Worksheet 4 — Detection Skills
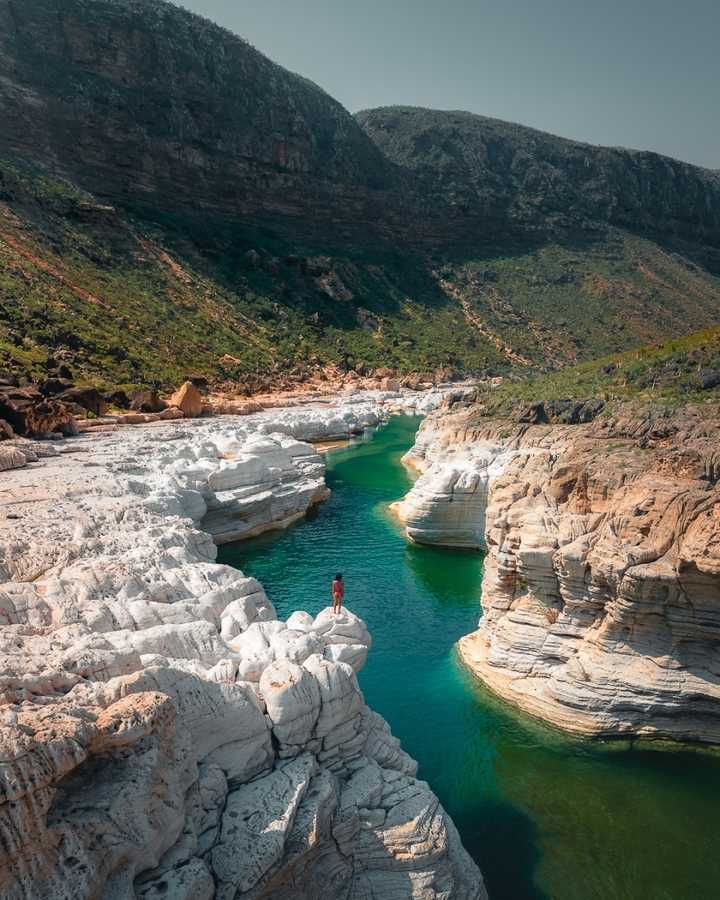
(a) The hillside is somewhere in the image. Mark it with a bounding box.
[356,106,720,257]
[472,326,720,414]
[0,0,719,390]
[0,156,500,388]
[0,0,399,238]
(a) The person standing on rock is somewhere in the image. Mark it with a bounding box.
[332,573,344,614]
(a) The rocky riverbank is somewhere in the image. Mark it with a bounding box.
[395,400,720,742]
[0,369,452,442]
[0,395,485,899]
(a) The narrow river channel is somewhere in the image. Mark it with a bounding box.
[219,415,720,900]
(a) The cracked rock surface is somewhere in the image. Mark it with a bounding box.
[396,401,720,741]
[0,396,485,899]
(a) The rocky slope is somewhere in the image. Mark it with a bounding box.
[0,398,486,899]
[0,0,396,236]
[1,0,720,387]
[473,324,720,407]
[395,400,720,741]
[356,107,720,251]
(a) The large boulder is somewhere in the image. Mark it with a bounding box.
[698,369,720,390]
[130,390,167,413]
[0,446,27,470]
[26,399,78,437]
[0,387,77,437]
[168,381,204,418]
[259,660,321,754]
[57,386,108,417]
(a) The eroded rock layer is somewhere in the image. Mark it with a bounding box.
[396,402,720,741]
[0,399,485,900]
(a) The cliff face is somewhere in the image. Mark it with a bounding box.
[397,402,720,741]
[356,106,720,253]
[0,0,398,239]
[4,2,720,250]
[0,402,485,899]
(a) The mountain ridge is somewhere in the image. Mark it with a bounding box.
[0,0,719,391]
[355,105,720,253]
[356,104,720,173]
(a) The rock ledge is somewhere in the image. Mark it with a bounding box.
[396,402,720,742]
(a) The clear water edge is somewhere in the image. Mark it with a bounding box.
[218,416,720,900]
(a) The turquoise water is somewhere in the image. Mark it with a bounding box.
[219,416,720,900]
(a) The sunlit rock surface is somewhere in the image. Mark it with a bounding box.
[0,396,485,899]
[397,402,720,741]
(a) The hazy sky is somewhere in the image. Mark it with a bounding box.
[179,0,718,169]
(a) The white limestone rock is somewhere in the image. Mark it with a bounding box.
[286,610,315,632]
[209,754,318,893]
[0,446,28,471]
[311,607,372,671]
[137,858,215,900]
[303,654,366,771]
[260,660,321,754]
[399,401,720,743]
[0,394,486,900]
[395,440,514,549]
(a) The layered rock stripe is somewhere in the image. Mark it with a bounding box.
[395,402,720,741]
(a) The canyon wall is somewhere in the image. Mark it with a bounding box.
[5,0,720,247]
[4,0,719,249]
[396,402,720,741]
[0,402,485,899]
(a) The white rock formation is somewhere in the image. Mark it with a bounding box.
[0,396,485,899]
[395,402,720,742]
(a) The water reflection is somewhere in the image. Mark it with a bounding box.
[405,542,484,606]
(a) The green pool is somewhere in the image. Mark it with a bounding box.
[219,415,720,900]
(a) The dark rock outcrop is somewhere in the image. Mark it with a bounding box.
[38,378,74,397]
[56,386,108,417]
[699,369,720,390]
[0,371,19,387]
[106,389,131,410]
[130,389,167,413]
[0,387,77,437]
[516,398,605,425]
